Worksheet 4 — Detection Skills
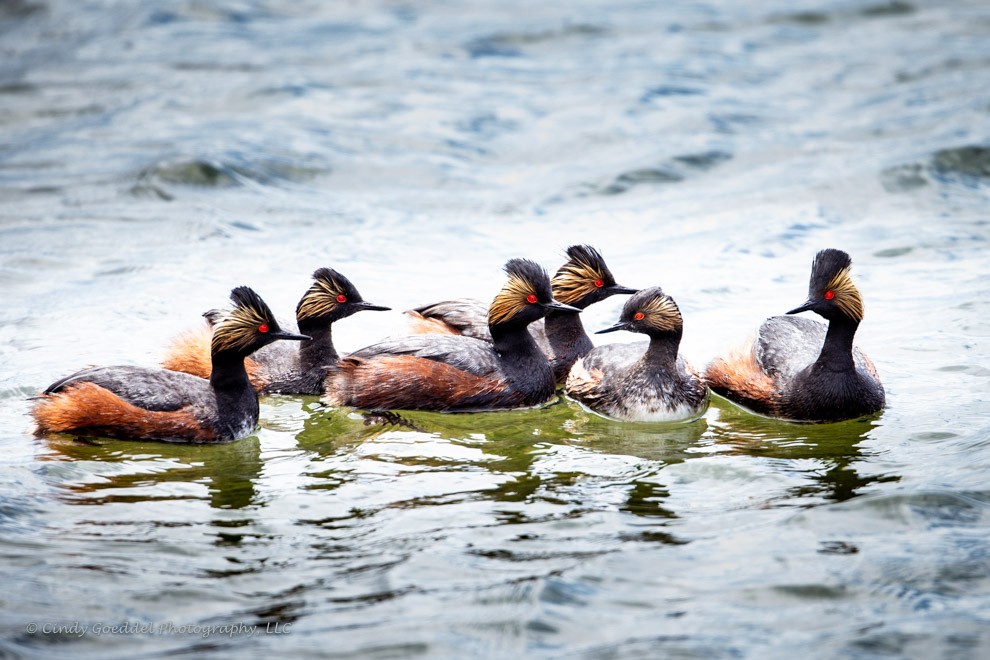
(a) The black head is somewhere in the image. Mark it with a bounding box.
[211,286,310,356]
[596,286,683,337]
[551,245,638,309]
[787,248,864,322]
[488,258,581,328]
[295,267,390,329]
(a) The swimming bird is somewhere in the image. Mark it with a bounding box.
[162,267,389,394]
[405,245,636,382]
[32,287,310,443]
[565,287,708,422]
[324,258,581,412]
[704,248,885,422]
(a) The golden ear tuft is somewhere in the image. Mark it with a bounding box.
[825,268,864,321]
[638,293,682,332]
[488,274,536,325]
[211,287,275,354]
[552,261,605,304]
[551,247,610,305]
[297,277,343,321]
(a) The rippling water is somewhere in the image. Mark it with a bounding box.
[2,0,990,656]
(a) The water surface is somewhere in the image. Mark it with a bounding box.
[2,0,989,657]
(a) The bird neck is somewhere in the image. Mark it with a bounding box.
[815,316,859,373]
[642,330,682,370]
[297,323,338,369]
[209,351,258,436]
[490,321,547,370]
[544,310,592,353]
[209,351,252,392]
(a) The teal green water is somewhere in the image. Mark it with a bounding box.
[2,0,990,657]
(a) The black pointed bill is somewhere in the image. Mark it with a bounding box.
[272,330,311,341]
[607,284,639,295]
[352,301,391,312]
[595,321,631,334]
[543,300,582,314]
[787,300,816,315]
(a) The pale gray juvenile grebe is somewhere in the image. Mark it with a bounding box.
[565,287,708,422]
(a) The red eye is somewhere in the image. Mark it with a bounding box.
[258,324,269,333]
[824,290,835,300]
[526,294,538,304]
[594,279,604,288]
[634,312,644,321]
[336,294,347,303]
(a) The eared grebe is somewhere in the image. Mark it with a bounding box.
[704,248,885,422]
[32,287,310,443]
[323,258,581,412]
[162,267,389,394]
[565,287,708,422]
[405,245,636,383]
